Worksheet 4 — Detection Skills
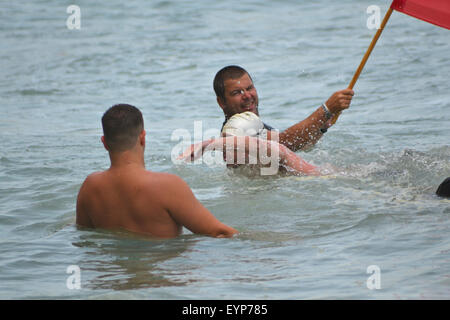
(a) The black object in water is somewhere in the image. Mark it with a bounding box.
[436,177,450,198]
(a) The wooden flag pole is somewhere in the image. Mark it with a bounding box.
[330,6,394,125]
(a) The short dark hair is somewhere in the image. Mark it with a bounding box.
[213,65,252,102]
[101,104,144,152]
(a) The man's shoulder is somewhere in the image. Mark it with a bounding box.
[145,171,186,186]
[77,172,106,199]
[131,171,186,192]
[80,170,188,194]
[82,171,106,186]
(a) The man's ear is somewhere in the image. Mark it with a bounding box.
[139,129,146,147]
[101,136,109,151]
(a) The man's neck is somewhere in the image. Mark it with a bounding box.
[108,151,145,170]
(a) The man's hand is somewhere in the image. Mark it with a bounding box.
[325,89,355,114]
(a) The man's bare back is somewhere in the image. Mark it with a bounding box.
[76,104,237,238]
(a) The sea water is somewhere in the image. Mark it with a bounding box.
[0,0,449,299]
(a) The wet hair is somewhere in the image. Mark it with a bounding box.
[213,65,253,102]
[101,104,144,152]
[436,177,450,198]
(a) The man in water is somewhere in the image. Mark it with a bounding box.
[214,65,354,151]
[76,104,238,238]
[179,65,354,175]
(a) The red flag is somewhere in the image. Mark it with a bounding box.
[391,0,450,29]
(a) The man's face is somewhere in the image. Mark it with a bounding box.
[218,73,259,119]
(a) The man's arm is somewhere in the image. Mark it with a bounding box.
[177,138,215,162]
[178,136,321,176]
[164,174,238,238]
[76,176,95,228]
[278,89,354,152]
